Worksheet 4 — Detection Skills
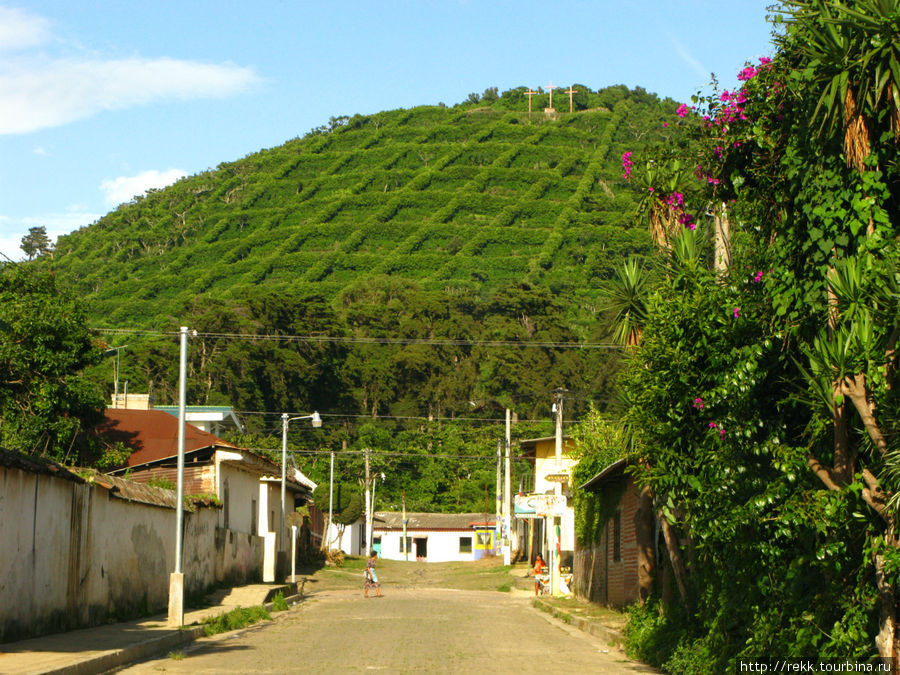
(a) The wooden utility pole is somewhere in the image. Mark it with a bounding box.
[565,85,578,113]
[524,89,538,114]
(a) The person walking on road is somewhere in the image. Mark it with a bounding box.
[365,550,383,598]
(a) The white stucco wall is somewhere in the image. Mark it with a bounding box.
[218,461,263,536]
[376,529,482,563]
[326,520,363,555]
[0,463,264,642]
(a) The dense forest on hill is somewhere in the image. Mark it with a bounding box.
[29,84,682,510]
[45,84,674,327]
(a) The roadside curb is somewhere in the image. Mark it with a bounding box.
[48,625,206,675]
[532,597,626,648]
[38,587,305,675]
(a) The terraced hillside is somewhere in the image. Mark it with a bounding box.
[47,87,673,327]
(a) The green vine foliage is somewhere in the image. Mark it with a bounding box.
[571,406,632,546]
[620,0,900,668]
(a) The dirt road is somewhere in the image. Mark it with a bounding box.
[120,587,657,674]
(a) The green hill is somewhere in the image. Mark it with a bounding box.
[47,85,672,328]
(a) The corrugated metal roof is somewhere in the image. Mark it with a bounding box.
[96,408,237,467]
[373,511,497,531]
[578,458,628,490]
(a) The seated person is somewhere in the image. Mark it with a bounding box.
[533,554,547,595]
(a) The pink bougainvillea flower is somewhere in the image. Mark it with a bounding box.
[759,56,772,65]
[737,65,757,82]
[662,122,668,128]
[693,397,704,409]
[753,271,764,283]
[733,307,740,318]
[709,422,717,429]
[621,151,634,179]
[719,428,726,439]
[665,192,685,208]
[676,103,689,118]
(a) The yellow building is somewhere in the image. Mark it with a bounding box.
[518,435,577,585]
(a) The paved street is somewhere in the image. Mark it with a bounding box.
[119,588,657,674]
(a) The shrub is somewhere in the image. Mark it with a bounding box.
[203,605,271,637]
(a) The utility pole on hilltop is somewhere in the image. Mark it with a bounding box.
[524,89,538,115]
[565,85,578,113]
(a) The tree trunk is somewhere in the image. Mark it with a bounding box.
[635,485,656,603]
[660,514,692,612]
[874,552,898,668]
[713,202,731,273]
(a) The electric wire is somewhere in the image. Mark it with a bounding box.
[95,327,621,350]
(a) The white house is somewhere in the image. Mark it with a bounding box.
[373,512,498,562]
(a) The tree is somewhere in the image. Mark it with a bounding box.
[0,263,104,462]
[20,226,53,260]
[617,1,900,665]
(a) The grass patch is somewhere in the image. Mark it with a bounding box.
[270,591,289,612]
[534,595,628,630]
[202,605,271,637]
[168,650,185,660]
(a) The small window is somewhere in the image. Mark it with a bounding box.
[400,537,412,554]
[612,510,621,562]
[459,536,473,554]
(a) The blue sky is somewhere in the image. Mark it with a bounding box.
[0,1,777,260]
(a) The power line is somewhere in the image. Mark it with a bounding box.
[95,327,621,350]
[249,447,529,461]
[235,410,551,424]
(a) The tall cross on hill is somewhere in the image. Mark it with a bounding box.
[565,85,578,113]
[546,81,555,110]
[524,89,538,114]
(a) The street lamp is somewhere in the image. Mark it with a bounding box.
[281,412,322,554]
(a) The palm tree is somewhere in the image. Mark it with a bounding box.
[601,258,650,347]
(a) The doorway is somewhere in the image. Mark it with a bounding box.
[414,537,428,560]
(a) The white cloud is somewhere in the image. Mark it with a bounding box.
[0,7,50,52]
[0,57,259,135]
[0,209,101,261]
[100,168,187,206]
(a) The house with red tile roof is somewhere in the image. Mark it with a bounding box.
[102,408,315,581]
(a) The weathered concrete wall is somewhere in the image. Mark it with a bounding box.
[0,463,263,642]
